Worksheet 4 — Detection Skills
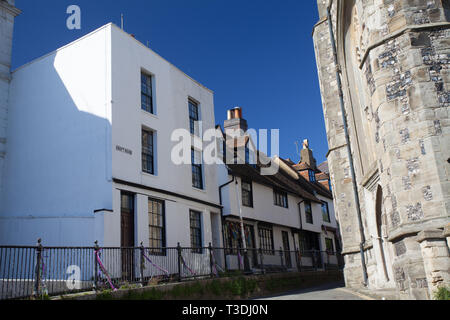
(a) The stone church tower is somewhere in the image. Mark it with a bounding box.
[0,0,20,195]
[313,0,449,299]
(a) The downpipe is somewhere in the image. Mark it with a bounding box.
[326,0,369,287]
[219,174,235,271]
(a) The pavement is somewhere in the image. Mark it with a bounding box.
[254,282,377,300]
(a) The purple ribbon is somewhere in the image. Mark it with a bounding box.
[143,251,169,277]
[95,249,117,291]
[210,251,223,277]
[181,255,196,276]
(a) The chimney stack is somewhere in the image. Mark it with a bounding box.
[224,107,248,133]
[300,139,317,170]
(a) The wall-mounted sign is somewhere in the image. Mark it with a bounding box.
[116,145,133,155]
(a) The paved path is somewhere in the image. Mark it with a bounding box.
[255,282,374,300]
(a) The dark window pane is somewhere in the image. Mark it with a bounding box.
[242,180,253,207]
[322,202,330,223]
[189,100,199,135]
[258,226,274,255]
[148,198,165,255]
[326,238,334,253]
[305,201,313,224]
[191,149,203,189]
[141,73,153,113]
[190,210,202,253]
[274,189,288,208]
[142,129,154,174]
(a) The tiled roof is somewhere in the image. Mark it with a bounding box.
[318,161,329,174]
[315,172,329,181]
[292,162,312,171]
[279,158,333,200]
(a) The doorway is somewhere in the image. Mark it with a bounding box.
[282,231,292,268]
[244,225,258,267]
[121,192,135,280]
[376,186,390,282]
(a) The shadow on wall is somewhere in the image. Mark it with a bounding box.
[0,41,113,246]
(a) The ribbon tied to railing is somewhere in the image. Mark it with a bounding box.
[143,250,170,278]
[95,248,117,292]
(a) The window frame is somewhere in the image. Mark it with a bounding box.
[309,170,316,182]
[188,98,200,136]
[189,210,203,254]
[241,179,253,208]
[191,148,204,190]
[325,238,335,254]
[304,201,313,224]
[148,198,166,256]
[273,189,289,208]
[322,201,331,223]
[142,128,155,175]
[141,72,154,114]
[258,225,275,255]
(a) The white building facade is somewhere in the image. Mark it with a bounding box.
[217,109,341,271]
[0,23,222,249]
[0,0,20,203]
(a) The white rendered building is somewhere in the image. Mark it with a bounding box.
[1,23,222,249]
[217,109,341,271]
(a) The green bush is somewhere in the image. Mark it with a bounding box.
[96,290,113,300]
[434,287,450,300]
[136,288,164,300]
[206,280,222,296]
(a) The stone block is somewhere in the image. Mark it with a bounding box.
[417,229,445,243]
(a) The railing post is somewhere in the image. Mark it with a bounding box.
[34,238,43,298]
[322,251,326,270]
[208,243,213,278]
[295,249,300,272]
[140,242,145,286]
[313,250,318,272]
[94,241,99,291]
[279,247,284,269]
[259,248,265,275]
[177,243,182,282]
[237,247,241,271]
[327,251,330,270]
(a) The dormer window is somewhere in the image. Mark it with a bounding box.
[309,170,316,182]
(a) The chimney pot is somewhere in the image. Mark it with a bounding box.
[224,107,247,132]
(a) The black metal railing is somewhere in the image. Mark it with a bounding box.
[0,240,344,300]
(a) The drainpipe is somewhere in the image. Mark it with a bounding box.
[294,200,305,252]
[219,173,235,271]
[297,200,305,231]
[326,0,368,286]
[234,179,251,273]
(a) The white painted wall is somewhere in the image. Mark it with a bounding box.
[1,23,221,248]
[109,25,219,206]
[222,175,302,228]
[101,25,220,248]
[0,0,19,203]
[0,25,113,246]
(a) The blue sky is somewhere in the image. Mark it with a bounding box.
[13,0,327,164]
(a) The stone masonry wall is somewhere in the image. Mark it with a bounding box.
[313,0,450,299]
